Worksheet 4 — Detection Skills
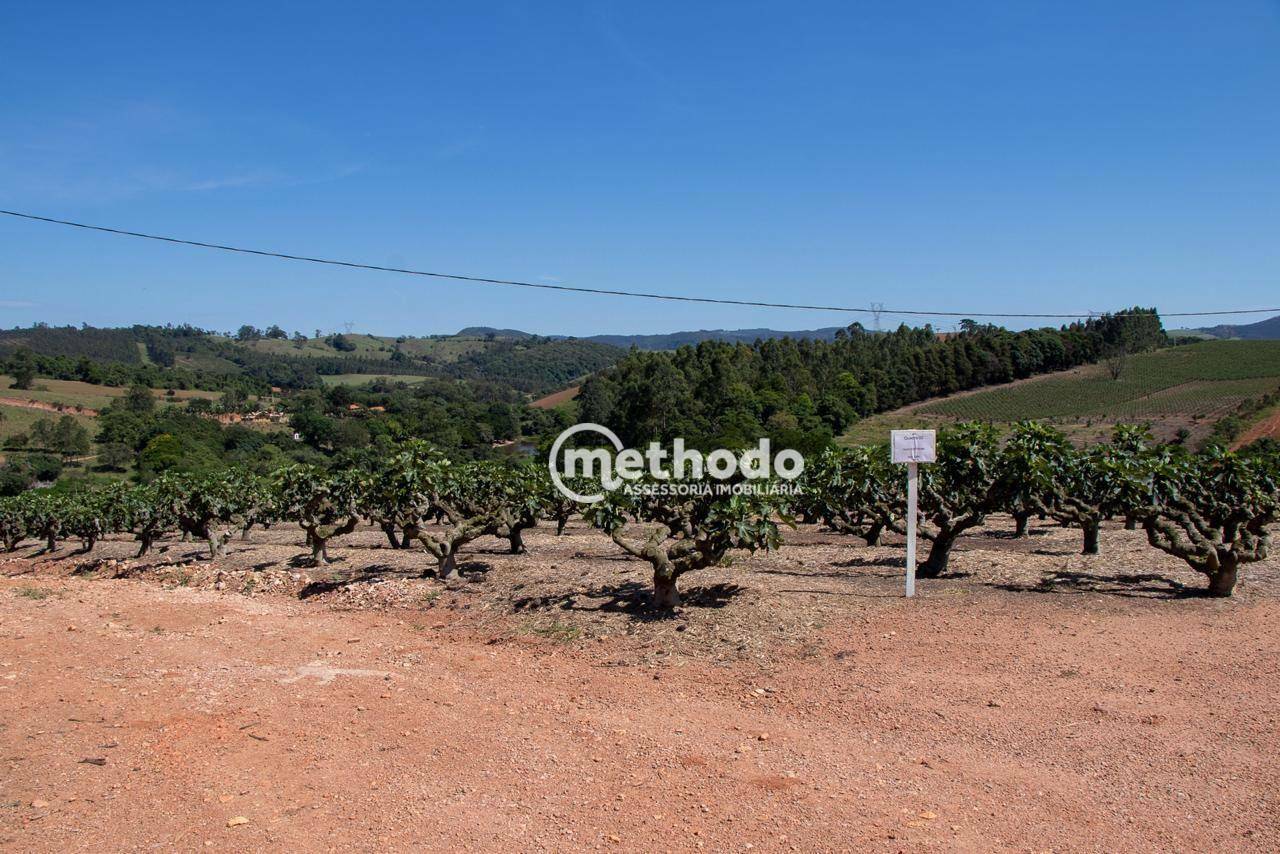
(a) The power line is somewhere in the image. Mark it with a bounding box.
[2,209,1276,320]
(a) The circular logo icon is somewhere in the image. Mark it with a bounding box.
[547,423,625,504]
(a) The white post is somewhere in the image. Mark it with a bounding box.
[905,461,918,598]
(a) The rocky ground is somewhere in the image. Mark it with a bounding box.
[1,517,1277,851]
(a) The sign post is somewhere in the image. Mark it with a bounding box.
[891,430,936,598]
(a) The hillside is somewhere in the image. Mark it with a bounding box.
[458,325,850,349]
[840,339,1280,446]
[0,325,622,398]
[1187,313,1280,340]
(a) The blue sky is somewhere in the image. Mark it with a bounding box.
[2,1,1278,336]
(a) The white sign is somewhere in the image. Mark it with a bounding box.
[891,429,936,464]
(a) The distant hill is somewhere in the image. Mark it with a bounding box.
[582,326,846,350]
[462,325,851,349]
[454,327,536,340]
[0,324,621,397]
[1188,314,1280,340]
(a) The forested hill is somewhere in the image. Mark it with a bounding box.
[578,310,1165,454]
[459,325,849,349]
[0,325,622,397]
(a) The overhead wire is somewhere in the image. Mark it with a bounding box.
[2,209,1276,320]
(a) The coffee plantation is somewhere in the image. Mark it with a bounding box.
[1,423,1275,602]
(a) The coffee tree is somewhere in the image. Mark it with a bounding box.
[171,471,255,558]
[587,479,785,609]
[273,464,364,565]
[363,445,503,578]
[0,496,27,552]
[804,446,896,546]
[890,422,1003,577]
[1137,446,1278,597]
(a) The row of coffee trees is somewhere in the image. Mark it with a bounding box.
[1,427,1276,603]
[798,423,1278,597]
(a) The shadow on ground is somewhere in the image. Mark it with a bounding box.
[996,569,1202,599]
[512,580,749,619]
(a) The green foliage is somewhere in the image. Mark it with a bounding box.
[997,423,1150,554]
[1137,446,1278,596]
[0,453,63,495]
[60,482,131,551]
[273,464,363,564]
[919,340,1280,422]
[25,415,90,456]
[8,347,36,389]
[898,423,1004,576]
[586,477,785,608]
[800,445,896,545]
[581,311,1162,453]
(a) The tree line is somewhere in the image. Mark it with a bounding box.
[579,310,1166,453]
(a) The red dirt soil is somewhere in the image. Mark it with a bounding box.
[0,397,99,417]
[530,385,580,409]
[2,524,1278,852]
[1232,408,1280,449]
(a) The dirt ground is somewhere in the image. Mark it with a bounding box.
[2,518,1277,852]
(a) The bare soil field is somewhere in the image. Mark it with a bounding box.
[2,519,1278,852]
[531,385,580,410]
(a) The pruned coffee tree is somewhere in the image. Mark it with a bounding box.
[1137,446,1278,597]
[804,446,896,546]
[62,484,130,553]
[171,471,255,558]
[587,479,784,609]
[889,422,1003,577]
[362,443,504,578]
[273,464,365,565]
[0,496,28,552]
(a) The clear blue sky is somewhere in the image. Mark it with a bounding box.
[2,1,1278,336]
